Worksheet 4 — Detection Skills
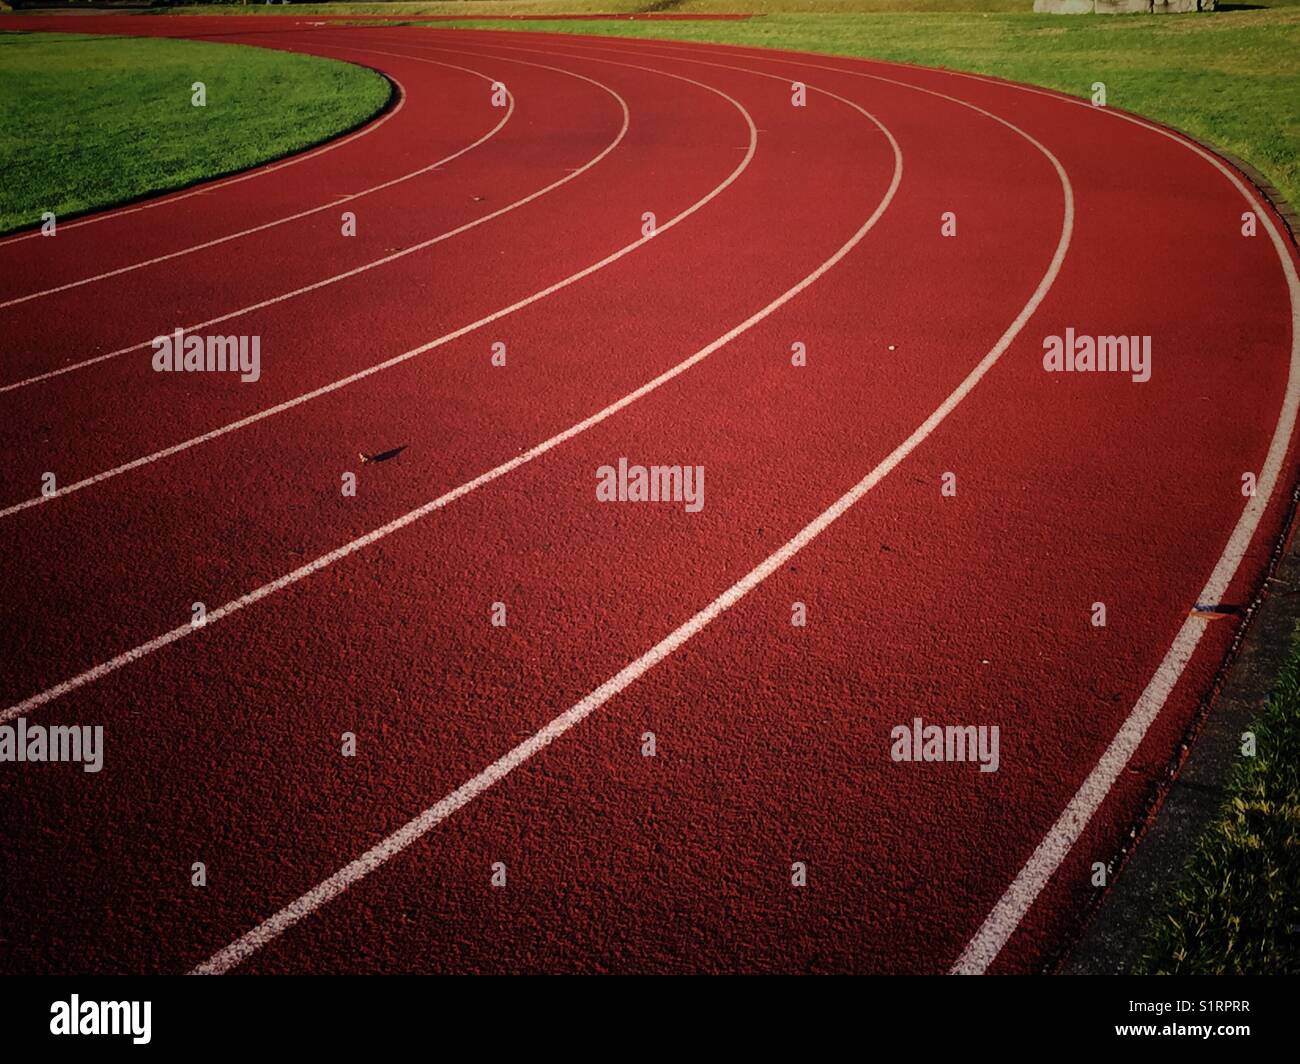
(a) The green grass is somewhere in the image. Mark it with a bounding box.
[159,1,1055,12]
[163,1,666,12]
[1135,624,1300,975]
[0,31,390,234]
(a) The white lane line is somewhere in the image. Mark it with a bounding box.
[0,58,739,519]
[0,59,510,310]
[0,37,404,250]
[0,61,774,718]
[193,75,1072,978]
[0,43,629,395]
[941,79,1300,976]
[527,35,1300,976]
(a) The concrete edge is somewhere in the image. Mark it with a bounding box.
[1061,135,1300,975]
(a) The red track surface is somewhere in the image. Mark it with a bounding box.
[1,16,1296,975]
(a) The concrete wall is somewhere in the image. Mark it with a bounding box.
[1034,0,1215,11]
[1093,0,1155,11]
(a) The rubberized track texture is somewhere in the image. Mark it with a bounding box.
[0,16,1296,975]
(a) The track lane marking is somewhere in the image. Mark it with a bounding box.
[579,33,1300,975]
[189,45,1076,977]
[0,43,629,395]
[192,69,1068,974]
[934,74,1300,977]
[0,57,744,518]
[187,82,942,977]
[0,60,510,310]
[0,61,772,715]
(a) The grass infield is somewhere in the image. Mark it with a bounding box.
[0,30,391,235]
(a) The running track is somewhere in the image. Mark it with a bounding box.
[1,15,1296,975]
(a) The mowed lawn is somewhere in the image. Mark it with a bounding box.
[0,31,390,234]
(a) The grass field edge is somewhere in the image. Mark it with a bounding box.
[0,31,399,239]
